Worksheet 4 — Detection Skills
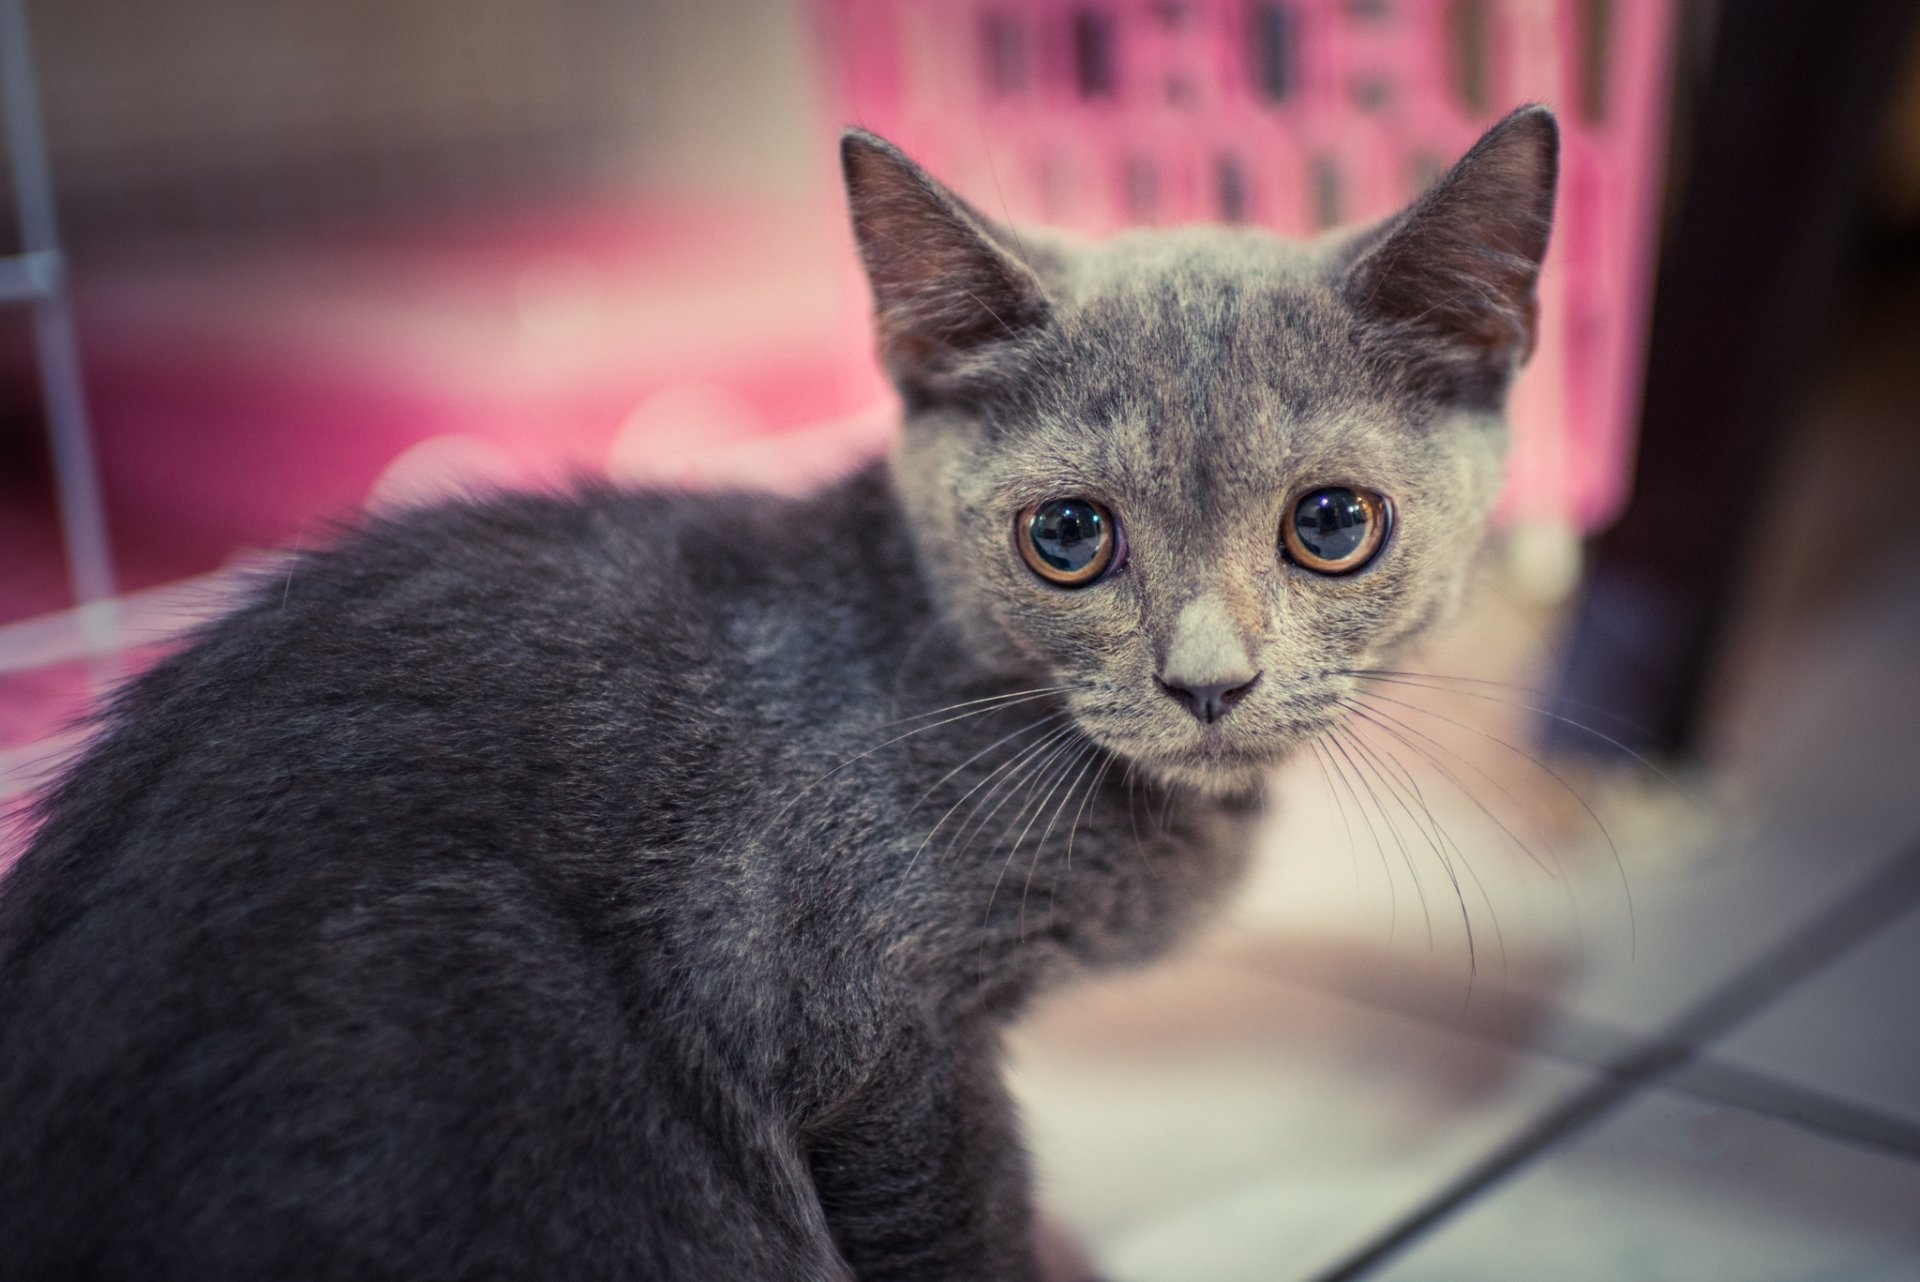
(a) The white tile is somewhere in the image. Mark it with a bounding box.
[1370,1093,1920,1282]
[1007,953,1592,1282]
[1523,550,1920,1042]
[1717,902,1920,1127]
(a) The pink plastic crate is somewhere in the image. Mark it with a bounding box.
[816,0,1673,531]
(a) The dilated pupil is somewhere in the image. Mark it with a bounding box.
[1029,501,1105,573]
[1293,488,1371,561]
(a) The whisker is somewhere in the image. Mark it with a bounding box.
[1019,743,1102,937]
[903,710,1071,819]
[1044,751,1116,933]
[768,688,1071,831]
[992,735,1088,882]
[940,722,1081,869]
[1122,761,1157,877]
[879,684,1071,730]
[1341,667,1663,743]
[1155,775,1178,840]
[1342,722,1501,984]
[1007,740,1092,873]
[1341,698,1565,882]
[899,712,1071,882]
[1338,726,1473,978]
[949,722,1082,869]
[1308,739,1363,897]
[1342,697,1585,957]
[1326,732,1434,952]
[981,735,1088,947]
[1317,733,1399,940]
[1342,670,1688,795]
[1353,686,1636,954]
[1064,751,1114,876]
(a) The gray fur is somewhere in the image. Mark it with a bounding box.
[0,108,1556,1281]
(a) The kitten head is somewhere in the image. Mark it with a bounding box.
[845,108,1557,796]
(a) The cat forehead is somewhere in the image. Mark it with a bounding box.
[1050,228,1365,384]
[1028,227,1391,441]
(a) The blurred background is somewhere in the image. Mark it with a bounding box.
[2,1,1918,1278]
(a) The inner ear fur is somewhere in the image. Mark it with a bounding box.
[841,129,1050,399]
[1345,105,1560,390]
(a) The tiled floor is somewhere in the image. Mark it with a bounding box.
[1369,1093,1920,1282]
[1007,289,1920,1280]
[1010,957,1597,1280]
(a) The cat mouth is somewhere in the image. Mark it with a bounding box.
[1067,686,1349,790]
[1112,703,1347,786]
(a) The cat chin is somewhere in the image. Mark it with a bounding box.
[1123,746,1284,803]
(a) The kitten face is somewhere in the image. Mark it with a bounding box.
[848,109,1558,796]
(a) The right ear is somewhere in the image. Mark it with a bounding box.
[1344,105,1559,404]
[841,129,1050,400]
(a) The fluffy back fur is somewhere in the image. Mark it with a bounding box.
[0,107,1557,1281]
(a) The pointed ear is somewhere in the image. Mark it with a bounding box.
[1345,105,1559,399]
[841,129,1050,399]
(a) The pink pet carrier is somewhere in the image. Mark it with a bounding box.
[815,0,1674,533]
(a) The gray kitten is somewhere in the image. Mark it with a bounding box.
[0,106,1556,1281]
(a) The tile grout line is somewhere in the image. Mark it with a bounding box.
[1674,1057,1920,1165]
[1224,947,1920,1166]
[1302,833,1920,1282]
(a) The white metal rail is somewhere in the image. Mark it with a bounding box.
[0,0,116,652]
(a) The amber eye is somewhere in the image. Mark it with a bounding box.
[1018,498,1119,587]
[1282,486,1391,574]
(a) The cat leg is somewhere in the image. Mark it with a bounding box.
[803,1023,1041,1282]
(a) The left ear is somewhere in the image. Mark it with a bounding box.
[1345,105,1559,392]
[842,128,1051,402]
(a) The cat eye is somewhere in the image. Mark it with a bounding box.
[1282,486,1391,574]
[1018,497,1120,587]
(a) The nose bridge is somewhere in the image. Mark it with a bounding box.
[1158,589,1259,687]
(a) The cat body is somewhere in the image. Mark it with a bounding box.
[1,474,1235,1279]
[0,109,1558,1280]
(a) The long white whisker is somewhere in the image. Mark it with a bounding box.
[899,712,1071,882]
[1326,732,1433,952]
[904,710,1071,819]
[1347,698,1586,967]
[1341,667,1661,742]
[1342,723,1498,985]
[767,689,1068,832]
[1317,733,1399,940]
[1122,760,1156,876]
[1051,751,1119,930]
[1342,697,1567,882]
[983,735,1087,922]
[1353,685,1636,954]
[1342,670,1688,795]
[1308,739,1363,897]
[1063,751,1114,878]
[975,734,1088,975]
[939,722,1080,869]
[1019,744,1102,938]
[879,684,1071,730]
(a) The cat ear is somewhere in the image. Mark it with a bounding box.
[842,129,1050,398]
[1345,105,1559,395]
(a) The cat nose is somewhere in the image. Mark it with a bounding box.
[1157,672,1261,725]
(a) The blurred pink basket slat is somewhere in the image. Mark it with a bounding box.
[816,0,1675,532]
